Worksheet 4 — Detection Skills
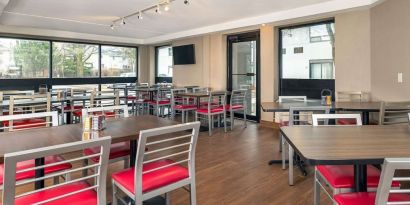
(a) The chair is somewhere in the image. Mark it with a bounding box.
[1,136,111,205]
[283,106,330,186]
[81,105,131,171]
[379,101,410,125]
[66,88,94,123]
[171,88,197,123]
[125,89,145,116]
[277,96,307,152]
[0,111,72,189]
[192,87,210,93]
[149,88,171,117]
[6,93,52,128]
[73,90,120,122]
[336,91,369,125]
[312,114,399,205]
[111,122,200,205]
[334,158,410,205]
[226,89,247,130]
[195,91,227,136]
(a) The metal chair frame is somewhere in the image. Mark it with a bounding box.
[195,92,227,136]
[228,89,248,130]
[171,88,196,123]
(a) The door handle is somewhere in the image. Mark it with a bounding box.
[246,73,255,77]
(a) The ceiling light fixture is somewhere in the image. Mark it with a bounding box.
[137,11,143,19]
[111,0,184,29]
[155,4,161,13]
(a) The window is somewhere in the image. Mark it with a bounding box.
[0,38,50,79]
[156,46,173,79]
[52,42,99,78]
[101,46,136,77]
[310,60,334,79]
[310,24,335,43]
[279,21,335,99]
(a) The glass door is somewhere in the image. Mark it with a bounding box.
[227,32,260,122]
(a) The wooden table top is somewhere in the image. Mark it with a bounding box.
[0,115,178,163]
[261,101,381,112]
[281,125,410,165]
[176,91,229,98]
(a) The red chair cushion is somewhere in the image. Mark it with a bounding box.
[84,142,130,163]
[317,165,400,188]
[196,108,224,114]
[127,96,137,100]
[73,110,82,117]
[173,105,197,110]
[6,182,97,205]
[225,104,244,110]
[334,192,410,205]
[0,155,72,185]
[2,118,47,130]
[149,100,170,105]
[112,159,189,193]
[63,105,83,111]
[337,119,357,125]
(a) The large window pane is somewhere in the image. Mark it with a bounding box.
[0,38,50,79]
[156,46,173,77]
[52,42,99,78]
[101,46,136,77]
[281,22,335,79]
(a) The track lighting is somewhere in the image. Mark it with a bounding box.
[155,4,161,14]
[110,24,114,30]
[121,18,126,25]
[137,11,143,19]
[164,0,171,11]
[164,4,170,11]
[184,0,189,5]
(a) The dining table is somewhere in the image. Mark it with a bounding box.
[0,115,178,189]
[280,125,410,192]
[261,100,381,125]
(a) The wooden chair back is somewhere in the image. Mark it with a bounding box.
[312,114,362,126]
[379,101,410,125]
[0,111,58,132]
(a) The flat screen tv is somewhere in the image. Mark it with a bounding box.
[172,44,196,65]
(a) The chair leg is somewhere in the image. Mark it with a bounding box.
[244,109,247,128]
[208,115,212,136]
[112,180,118,205]
[314,168,321,205]
[190,183,197,205]
[282,135,286,170]
[165,192,171,205]
[182,111,185,123]
[82,159,88,177]
[53,176,59,184]
[223,112,227,133]
[289,145,294,186]
[230,111,234,131]
[124,157,129,169]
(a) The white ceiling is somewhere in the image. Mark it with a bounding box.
[0,0,381,44]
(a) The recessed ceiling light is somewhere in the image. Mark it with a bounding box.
[164,5,170,11]
[261,23,266,27]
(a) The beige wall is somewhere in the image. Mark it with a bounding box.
[335,9,371,93]
[260,26,276,122]
[371,0,410,101]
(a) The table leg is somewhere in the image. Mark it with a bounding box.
[362,111,370,125]
[129,140,137,167]
[354,164,367,192]
[35,157,45,189]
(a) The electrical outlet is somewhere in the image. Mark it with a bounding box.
[398,72,403,83]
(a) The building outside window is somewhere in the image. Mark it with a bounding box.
[101,46,137,77]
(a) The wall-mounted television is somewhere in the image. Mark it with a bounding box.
[172,44,196,65]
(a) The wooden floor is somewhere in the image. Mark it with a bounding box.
[104,120,332,205]
[11,119,333,205]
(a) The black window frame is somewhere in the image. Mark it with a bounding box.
[155,45,173,84]
[0,34,139,91]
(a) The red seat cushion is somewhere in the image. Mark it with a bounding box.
[63,105,83,111]
[5,182,97,205]
[112,159,189,193]
[337,119,358,125]
[334,192,410,205]
[127,96,138,100]
[225,104,244,110]
[196,108,224,114]
[317,165,400,188]
[0,155,72,185]
[84,142,130,163]
[73,110,82,117]
[149,100,170,105]
[2,118,47,130]
[173,105,197,110]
